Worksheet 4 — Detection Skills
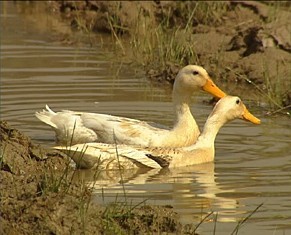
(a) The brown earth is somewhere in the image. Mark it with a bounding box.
[44,1,291,108]
[1,120,196,234]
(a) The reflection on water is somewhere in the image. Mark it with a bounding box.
[74,163,239,224]
[1,2,291,234]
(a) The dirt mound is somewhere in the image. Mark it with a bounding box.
[0,120,190,234]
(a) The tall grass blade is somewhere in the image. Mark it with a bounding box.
[231,203,263,235]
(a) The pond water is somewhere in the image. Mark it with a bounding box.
[1,2,291,234]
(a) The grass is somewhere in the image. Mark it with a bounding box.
[106,12,126,55]
[110,2,290,114]
[225,66,291,117]
[181,203,264,234]
[100,199,149,234]
[60,1,290,114]
[264,1,290,23]
[261,61,291,116]
[128,2,227,68]
[131,25,199,69]
[175,2,230,27]
[192,211,215,233]
[231,203,264,235]
[262,62,284,109]
[37,156,73,194]
[106,2,230,69]
[37,122,80,194]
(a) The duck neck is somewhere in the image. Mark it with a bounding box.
[197,112,226,146]
[172,91,198,133]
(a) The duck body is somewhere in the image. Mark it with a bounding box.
[37,105,198,147]
[55,96,261,169]
[36,65,226,147]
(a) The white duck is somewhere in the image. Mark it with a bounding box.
[54,96,261,169]
[36,65,226,147]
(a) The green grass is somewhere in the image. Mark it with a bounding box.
[262,62,285,109]
[231,203,264,235]
[106,2,230,69]
[63,1,289,115]
[122,2,290,114]
[37,157,73,194]
[100,199,148,234]
[175,2,229,27]
[130,23,199,70]
[225,66,291,117]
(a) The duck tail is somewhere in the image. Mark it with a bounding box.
[35,105,58,128]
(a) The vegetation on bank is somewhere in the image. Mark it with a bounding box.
[52,1,290,116]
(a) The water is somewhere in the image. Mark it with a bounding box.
[1,2,291,234]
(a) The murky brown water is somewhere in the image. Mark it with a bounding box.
[1,2,291,234]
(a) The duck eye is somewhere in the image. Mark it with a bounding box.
[236,99,240,104]
[192,70,199,76]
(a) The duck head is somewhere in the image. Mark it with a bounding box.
[173,65,226,99]
[213,96,261,124]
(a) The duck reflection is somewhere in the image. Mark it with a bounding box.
[73,162,242,224]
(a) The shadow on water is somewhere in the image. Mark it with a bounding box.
[1,2,291,234]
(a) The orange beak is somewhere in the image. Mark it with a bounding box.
[202,78,226,99]
[242,105,261,124]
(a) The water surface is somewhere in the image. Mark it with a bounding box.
[1,2,291,234]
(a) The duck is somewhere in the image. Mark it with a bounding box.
[54,96,261,169]
[35,65,226,147]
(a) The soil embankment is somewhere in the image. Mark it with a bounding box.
[48,1,291,108]
[0,121,189,234]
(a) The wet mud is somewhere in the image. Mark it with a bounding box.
[0,121,190,234]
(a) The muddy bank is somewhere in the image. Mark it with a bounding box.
[44,1,291,109]
[0,120,195,234]
[9,1,291,111]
